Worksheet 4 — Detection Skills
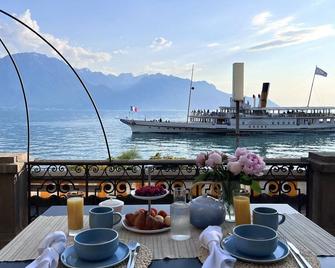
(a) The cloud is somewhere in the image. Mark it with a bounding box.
[0,9,112,69]
[150,37,172,51]
[252,11,271,26]
[144,61,198,77]
[228,46,241,52]
[207,42,220,48]
[113,49,128,55]
[249,12,335,51]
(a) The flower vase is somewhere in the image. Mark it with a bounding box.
[221,180,240,222]
[225,202,235,222]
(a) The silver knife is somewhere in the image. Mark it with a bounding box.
[130,242,140,268]
[287,241,312,268]
[288,244,305,268]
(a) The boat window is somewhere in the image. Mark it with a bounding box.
[319,119,324,123]
[272,122,274,125]
[277,122,280,125]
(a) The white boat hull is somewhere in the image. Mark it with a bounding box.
[120,119,335,134]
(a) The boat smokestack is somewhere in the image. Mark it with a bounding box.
[258,94,261,107]
[260,82,270,108]
[253,94,256,107]
[232,63,244,101]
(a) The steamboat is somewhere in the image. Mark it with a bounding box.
[121,64,334,134]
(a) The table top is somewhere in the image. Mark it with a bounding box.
[1,203,334,268]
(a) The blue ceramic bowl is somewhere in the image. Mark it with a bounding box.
[74,228,119,261]
[233,224,278,257]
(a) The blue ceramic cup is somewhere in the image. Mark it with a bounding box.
[74,228,119,261]
[233,224,278,257]
[253,207,286,230]
[89,206,122,229]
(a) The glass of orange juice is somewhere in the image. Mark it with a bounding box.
[233,189,251,226]
[67,191,84,236]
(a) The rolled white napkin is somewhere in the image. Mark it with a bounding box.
[26,231,67,268]
[199,226,236,268]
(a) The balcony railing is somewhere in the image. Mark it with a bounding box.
[27,158,310,221]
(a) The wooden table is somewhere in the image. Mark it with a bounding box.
[0,204,334,268]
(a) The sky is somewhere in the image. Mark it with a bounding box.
[0,0,334,106]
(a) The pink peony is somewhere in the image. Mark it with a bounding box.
[205,152,222,168]
[235,147,249,159]
[227,161,243,175]
[228,148,265,176]
[195,153,207,167]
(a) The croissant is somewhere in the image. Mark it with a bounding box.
[125,210,168,230]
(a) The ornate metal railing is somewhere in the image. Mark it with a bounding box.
[27,158,310,220]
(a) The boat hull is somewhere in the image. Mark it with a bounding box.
[120,119,335,134]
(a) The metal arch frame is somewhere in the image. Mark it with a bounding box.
[0,37,32,221]
[0,9,112,161]
[0,38,30,163]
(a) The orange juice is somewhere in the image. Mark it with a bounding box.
[67,196,84,231]
[233,195,251,225]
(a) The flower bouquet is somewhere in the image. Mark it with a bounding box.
[195,148,265,220]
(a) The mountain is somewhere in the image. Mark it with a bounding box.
[0,52,277,110]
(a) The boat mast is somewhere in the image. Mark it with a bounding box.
[186,65,194,123]
[307,66,317,107]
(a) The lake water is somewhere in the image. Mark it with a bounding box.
[1,108,335,160]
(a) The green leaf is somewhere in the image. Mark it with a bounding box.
[194,172,211,182]
[251,180,262,193]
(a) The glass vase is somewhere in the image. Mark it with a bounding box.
[221,179,240,222]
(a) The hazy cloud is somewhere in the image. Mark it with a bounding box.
[228,46,241,52]
[252,11,271,26]
[113,49,128,55]
[249,12,335,51]
[150,37,172,51]
[145,61,197,76]
[0,9,112,69]
[207,42,220,48]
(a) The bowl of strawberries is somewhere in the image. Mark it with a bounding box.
[131,185,168,200]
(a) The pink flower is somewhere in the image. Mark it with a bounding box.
[195,153,207,167]
[235,147,249,159]
[227,148,265,176]
[227,154,238,162]
[205,152,222,168]
[227,161,243,175]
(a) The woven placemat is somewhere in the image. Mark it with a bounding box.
[115,243,152,268]
[198,243,320,268]
[1,213,333,267]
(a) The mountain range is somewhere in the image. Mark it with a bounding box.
[0,52,276,110]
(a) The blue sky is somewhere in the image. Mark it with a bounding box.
[0,0,334,106]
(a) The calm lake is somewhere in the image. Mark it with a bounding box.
[1,108,335,160]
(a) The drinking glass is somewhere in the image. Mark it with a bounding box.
[233,189,251,226]
[67,191,84,236]
[170,188,191,241]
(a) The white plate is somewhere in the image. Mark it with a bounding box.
[122,219,171,234]
[130,189,168,200]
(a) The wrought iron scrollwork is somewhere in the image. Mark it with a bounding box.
[28,159,309,220]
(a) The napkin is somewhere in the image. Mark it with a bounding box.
[199,226,236,268]
[26,231,67,268]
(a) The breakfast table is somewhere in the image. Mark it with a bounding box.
[0,203,335,268]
